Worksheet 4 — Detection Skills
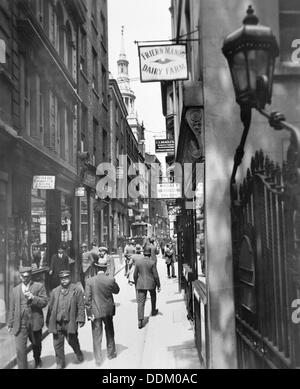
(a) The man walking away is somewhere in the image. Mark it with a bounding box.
[149,237,160,264]
[7,266,48,369]
[165,244,176,278]
[133,246,161,329]
[85,259,120,366]
[46,270,85,369]
[123,239,135,277]
[127,244,143,285]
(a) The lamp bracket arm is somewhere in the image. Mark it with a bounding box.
[258,108,300,202]
[258,108,300,167]
[230,106,252,186]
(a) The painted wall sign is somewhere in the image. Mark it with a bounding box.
[32,176,55,190]
[155,139,175,153]
[138,44,188,82]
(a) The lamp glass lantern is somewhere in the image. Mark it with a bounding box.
[222,6,279,109]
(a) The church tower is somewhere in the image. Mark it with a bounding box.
[117,26,136,120]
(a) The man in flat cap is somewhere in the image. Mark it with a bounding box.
[85,259,120,366]
[7,266,48,369]
[46,270,85,369]
[98,246,115,277]
[49,244,70,289]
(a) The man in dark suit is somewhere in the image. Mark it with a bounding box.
[46,270,85,369]
[85,259,120,366]
[49,244,70,289]
[7,266,48,369]
[149,237,160,264]
[133,245,161,329]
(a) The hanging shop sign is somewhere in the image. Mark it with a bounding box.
[138,44,188,83]
[75,187,86,197]
[32,176,55,190]
[155,139,175,153]
[157,183,182,199]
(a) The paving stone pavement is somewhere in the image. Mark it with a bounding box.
[13,254,202,370]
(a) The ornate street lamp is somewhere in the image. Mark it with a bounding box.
[222,5,279,110]
[222,6,300,192]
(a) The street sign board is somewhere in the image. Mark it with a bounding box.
[138,44,188,83]
[157,183,181,199]
[32,176,55,190]
[155,139,175,153]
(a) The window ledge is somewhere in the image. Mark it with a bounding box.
[91,19,98,35]
[80,68,89,84]
[102,101,108,111]
[0,65,14,86]
[101,41,107,53]
[274,61,300,77]
[92,88,100,99]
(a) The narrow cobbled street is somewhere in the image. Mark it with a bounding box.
[20,254,201,369]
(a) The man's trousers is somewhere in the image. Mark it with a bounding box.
[53,322,82,367]
[136,289,157,321]
[15,323,42,369]
[91,316,116,364]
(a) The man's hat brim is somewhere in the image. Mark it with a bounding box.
[19,266,32,274]
[58,270,71,278]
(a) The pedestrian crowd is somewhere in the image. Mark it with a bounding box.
[7,237,177,369]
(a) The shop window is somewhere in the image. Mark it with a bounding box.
[279,0,300,62]
[31,188,47,269]
[61,193,72,248]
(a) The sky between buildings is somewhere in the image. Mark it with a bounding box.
[108,0,171,167]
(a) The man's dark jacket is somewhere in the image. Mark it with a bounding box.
[85,273,119,319]
[7,282,48,335]
[46,283,85,334]
[133,256,160,290]
[50,253,70,278]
